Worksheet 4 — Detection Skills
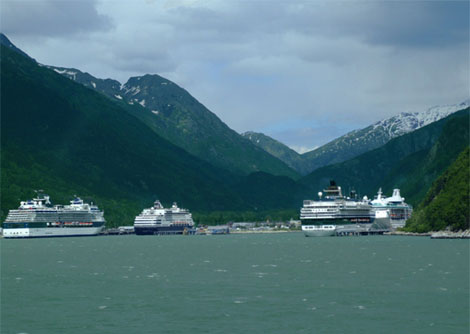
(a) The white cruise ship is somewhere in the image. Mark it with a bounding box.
[300,181,374,237]
[3,193,105,238]
[134,200,195,235]
[371,188,413,229]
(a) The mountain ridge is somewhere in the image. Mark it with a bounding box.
[1,42,309,226]
[243,100,469,175]
[38,61,299,179]
[299,108,470,207]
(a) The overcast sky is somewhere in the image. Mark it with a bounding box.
[2,0,469,153]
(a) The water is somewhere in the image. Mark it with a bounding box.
[1,234,468,334]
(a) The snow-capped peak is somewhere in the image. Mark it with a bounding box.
[372,100,469,139]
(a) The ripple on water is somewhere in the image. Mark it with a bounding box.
[254,272,268,278]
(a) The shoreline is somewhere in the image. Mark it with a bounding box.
[229,230,299,234]
[386,230,470,239]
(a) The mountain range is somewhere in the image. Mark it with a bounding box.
[243,100,469,175]
[300,108,469,207]
[42,66,299,179]
[1,33,468,231]
[0,38,306,226]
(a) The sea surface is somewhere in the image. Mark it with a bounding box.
[1,233,469,334]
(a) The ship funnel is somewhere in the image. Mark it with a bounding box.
[390,189,404,202]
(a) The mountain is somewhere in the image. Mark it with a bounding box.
[41,66,299,179]
[0,44,245,223]
[0,33,33,60]
[300,108,470,206]
[404,147,469,232]
[241,131,308,174]
[47,65,122,98]
[242,101,469,175]
[1,44,310,228]
[299,101,469,174]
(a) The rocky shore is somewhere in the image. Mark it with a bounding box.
[385,231,431,237]
[385,230,470,239]
[430,230,470,239]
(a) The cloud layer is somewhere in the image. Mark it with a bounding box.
[2,0,468,151]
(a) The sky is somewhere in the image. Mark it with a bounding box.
[2,0,469,153]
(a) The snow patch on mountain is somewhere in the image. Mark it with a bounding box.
[122,85,141,96]
[371,100,470,140]
[53,68,77,80]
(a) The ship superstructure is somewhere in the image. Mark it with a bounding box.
[300,181,374,237]
[3,193,105,238]
[134,200,195,235]
[371,188,412,229]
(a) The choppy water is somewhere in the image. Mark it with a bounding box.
[1,234,469,334]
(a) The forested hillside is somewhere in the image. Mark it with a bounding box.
[404,147,469,232]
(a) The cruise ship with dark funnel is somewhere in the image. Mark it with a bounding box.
[300,181,374,236]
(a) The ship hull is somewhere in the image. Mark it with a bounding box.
[2,226,104,238]
[302,225,336,237]
[135,225,194,235]
[301,217,374,237]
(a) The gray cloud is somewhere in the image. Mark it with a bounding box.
[1,0,112,37]
[343,1,469,49]
[2,0,468,150]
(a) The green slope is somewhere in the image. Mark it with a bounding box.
[1,44,310,227]
[300,125,391,174]
[300,109,469,205]
[404,147,469,232]
[38,66,298,178]
[0,45,249,225]
[122,74,299,178]
[241,131,308,174]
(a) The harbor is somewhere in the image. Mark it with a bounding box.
[2,233,468,334]
[0,185,465,239]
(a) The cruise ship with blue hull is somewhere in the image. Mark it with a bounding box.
[134,200,195,235]
[3,193,105,238]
